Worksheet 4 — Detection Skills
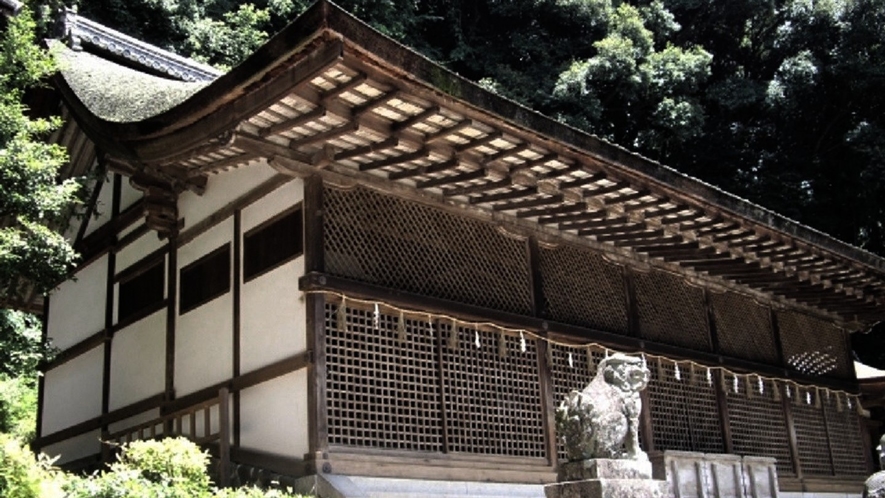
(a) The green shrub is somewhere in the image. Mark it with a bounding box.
[0,376,38,442]
[0,433,64,498]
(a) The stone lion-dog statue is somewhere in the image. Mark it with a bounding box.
[556,352,650,461]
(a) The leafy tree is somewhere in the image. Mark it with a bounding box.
[0,7,79,305]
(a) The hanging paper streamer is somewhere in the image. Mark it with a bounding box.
[733,375,739,393]
[674,363,682,381]
[758,376,764,395]
[397,310,407,343]
[806,391,811,405]
[373,303,381,330]
[785,385,791,399]
[519,331,527,353]
[336,298,347,333]
[428,315,434,336]
[498,331,507,357]
[589,347,597,373]
[706,368,712,387]
[474,329,481,349]
[568,352,574,368]
[847,396,853,411]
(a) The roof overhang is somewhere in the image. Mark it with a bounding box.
[53,0,885,326]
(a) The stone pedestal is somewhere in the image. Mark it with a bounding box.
[545,459,669,498]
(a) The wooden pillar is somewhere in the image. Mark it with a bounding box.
[713,369,734,454]
[218,387,231,487]
[306,292,328,455]
[303,175,324,274]
[232,211,242,447]
[528,237,558,466]
[781,383,803,479]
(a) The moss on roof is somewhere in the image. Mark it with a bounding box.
[56,45,209,123]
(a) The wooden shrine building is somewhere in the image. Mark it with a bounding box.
[35,1,885,495]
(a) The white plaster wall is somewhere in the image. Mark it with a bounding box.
[115,230,167,275]
[109,310,166,411]
[42,345,103,435]
[175,294,233,396]
[119,175,142,212]
[240,179,305,372]
[175,218,234,397]
[239,370,309,458]
[47,254,108,351]
[41,430,101,465]
[83,173,114,237]
[178,159,277,227]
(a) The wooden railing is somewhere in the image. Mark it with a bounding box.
[102,388,231,486]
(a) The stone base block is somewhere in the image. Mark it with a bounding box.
[545,478,669,498]
[558,458,653,481]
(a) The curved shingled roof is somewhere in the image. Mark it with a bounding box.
[57,46,209,123]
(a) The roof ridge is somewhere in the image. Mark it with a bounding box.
[63,9,221,83]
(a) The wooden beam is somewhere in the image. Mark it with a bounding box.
[660,212,702,226]
[537,209,607,225]
[481,143,532,166]
[517,203,586,219]
[420,168,486,190]
[320,73,367,102]
[391,105,440,133]
[510,153,557,173]
[387,157,459,181]
[559,172,606,190]
[493,194,564,212]
[680,217,723,232]
[425,119,473,143]
[288,121,359,149]
[604,190,649,205]
[712,230,755,243]
[595,229,665,243]
[561,216,628,231]
[333,136,399,161]
[615,235,683,248]
[583,181,630,198]
[352,89,402,117]
[623,197,668,213]
[358,148,428,171]
[441,175,509,195]
[578,223,646,237]
[454,131,503,153]
[697,222,741,238]
[469,186,537,205]
[260,106,326,137]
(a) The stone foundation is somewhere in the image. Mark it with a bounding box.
[546,459,668,498]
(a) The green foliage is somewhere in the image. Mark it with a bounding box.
[0,433,65,498]
[62,438,308,498]
[0,9,80,301]
[0,376,38,442]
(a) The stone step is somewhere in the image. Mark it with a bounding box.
[323,475,547,498]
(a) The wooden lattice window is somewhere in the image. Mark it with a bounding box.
[323,185,533,315]
[439,322,545,458]
[646,358,724,454]
[634,270,710,351]
[790,386,833,476]
[777,311,852,379]
[823,393,869,477]
[538,244,628,335]
[711,292,778,365]
[325,303,443,452]
[324,300,545,458]
[726,374,795,477]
